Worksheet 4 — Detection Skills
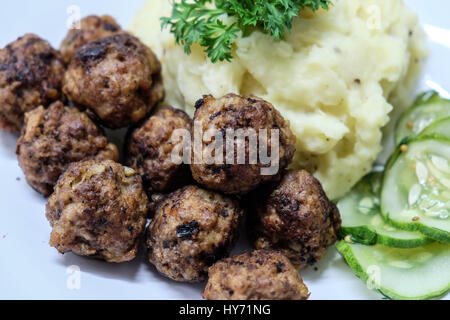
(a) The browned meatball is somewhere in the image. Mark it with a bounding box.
[60,15,122,64]
[203,250,310,300]
[191,94,296,195]
[63,33,164,128]
[125,105,192,194]
[16,101,119,196]
[146,185,243,282]
[0,34,65,133]
[248,170,341,269]
[46,160,148,262]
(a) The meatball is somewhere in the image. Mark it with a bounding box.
[46,160,148,262]
[0,34,65,133]
[16,101,119,196]
[125,105,192,195]
[190,94,296,195]
[146,185,243,282]
[60,15,122,64]
[248,170,341,269]
[63,33,164,128]
[203,250,310,300]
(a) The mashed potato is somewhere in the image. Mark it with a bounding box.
[130,0,427,199]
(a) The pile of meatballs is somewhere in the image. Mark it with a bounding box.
[0,15,341,300]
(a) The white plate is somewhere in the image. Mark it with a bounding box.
[0,0,449,300]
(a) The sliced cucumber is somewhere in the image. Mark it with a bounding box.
[336,241,450,300]
[395,91,450,145]
[381,138,450,243]
[337,172,431,248]
[418,117,450,140]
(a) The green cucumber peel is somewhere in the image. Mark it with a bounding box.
[395,91,450,145]
[336,241,450,300]
[381,137,450,243]
[338,172,431,248]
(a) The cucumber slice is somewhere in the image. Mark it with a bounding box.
[336,241,450,300]
[395,91,450,145]
[381,138,450,243]
[419,117,450,139]
[337,172,431,248]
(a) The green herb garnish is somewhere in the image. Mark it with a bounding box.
[161,0,333,63]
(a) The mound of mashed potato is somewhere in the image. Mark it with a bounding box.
[130,0,426,199]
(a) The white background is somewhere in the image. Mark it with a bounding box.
[0,0,449,300]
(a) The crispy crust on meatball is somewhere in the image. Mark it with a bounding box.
[125,105,192,194]
[16,101,118,196]
[190,94,296,195]
[46,160,148,262]
[63,33,164,128]
[249,170,341,269]
[203,250,310,300]
[60,15,122,64]
[0,34,65,132]
[146,185,243,282]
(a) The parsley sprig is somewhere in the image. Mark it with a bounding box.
[161,0,332,63]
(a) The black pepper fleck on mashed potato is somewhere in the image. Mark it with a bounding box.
[203,249,310,300]
[63,33,164,128]
[16,101,119,196]
[46,160,148,263]
[0,34,65,133]
[146,185,243,282]
[248,170,341,269]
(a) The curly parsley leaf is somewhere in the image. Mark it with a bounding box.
[162,0,333,63]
